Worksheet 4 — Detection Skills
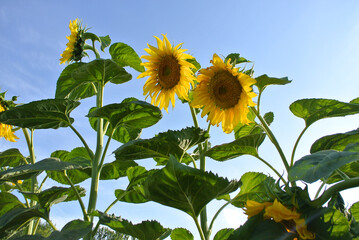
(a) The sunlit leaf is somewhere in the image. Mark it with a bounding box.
[186,58,201,74]
[0,99,79,129]
[255,74,291,93]
[110,42,145,72]
[0,148,26,168]
[170,228,193,240]
[144,156,240,217]
[95,211,170,240]
[206,134,266,161]
[99,35,111,51]
[114,127,208,165]
[289,147,359,183]
[350,202,359,222]
[290,98,359,127]
[231,172,276,208]
[213,228,234,240]
[225,53,250,65]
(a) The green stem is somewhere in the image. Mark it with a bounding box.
[64,170,89,221]
[38,176,48,192]
[314,181,326,199]
[336,169,350,180]
[45,218,58,231]
[87,82,104,222]
[69,124,94,159]
[208,202,230,235]
[290,126,308,167]
[255,156,287,185]
[250,107,290,172]
[312,177,359,207]
[192,216,206,240]
[31,218,41,235]
[98,128,115,169]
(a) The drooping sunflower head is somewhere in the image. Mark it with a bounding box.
[60,18,86,64]
[191,53,257,133]
[137,34,196,112]
[0,94,19,142]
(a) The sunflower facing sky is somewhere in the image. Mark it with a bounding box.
[244,199,315,239]
[191,53,257,133]
[0,102,18,142]
[137,34,196,112]
[60,18,86,64]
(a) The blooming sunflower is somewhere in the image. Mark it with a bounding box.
[244,199,315,239]
[0,103,19,142]
[137,34,196,112]
[191,54,257,133]
[60,18,86,64]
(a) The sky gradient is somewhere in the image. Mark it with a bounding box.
[1,1,359,238]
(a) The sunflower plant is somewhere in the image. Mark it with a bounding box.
[1,19,359,240]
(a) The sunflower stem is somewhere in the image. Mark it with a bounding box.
[250,107,291,178]
[290,126,308,167]
[255,155,287,185]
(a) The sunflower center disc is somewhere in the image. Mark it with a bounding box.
[158,55,181,89]
[209,70,242,109]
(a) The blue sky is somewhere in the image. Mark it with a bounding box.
[1,1,359,238]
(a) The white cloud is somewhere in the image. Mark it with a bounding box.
[222,206,247,229]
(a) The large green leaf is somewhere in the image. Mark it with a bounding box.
[0,99,79,129]
[234,111,273,140]
[205,134,266,161]
[170,228,193,240]
[21,186,86,209]
[289,146,359,183]
[95,211,170,240]
[0,158,90,182]
[323,208,352,239]
[100,159,138,180]
[114,127,209,165]
[12,219,93,240]
[55,62,96,100]
[47,148,92,185]
[144,156,240,217]
[231,172,276,208]
[109,42,145,72]
[0,148,26,167]
[311,128,359,153]
[0,192,25,216]
[350,202,359,223]
[225,53,250,65]
[88,98,162,131]
[290,98,359,127]
[0,207,48,238]
[255,74,291,93]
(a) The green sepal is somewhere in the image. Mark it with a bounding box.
[109,42,145,72]
[290,98,359,127]
[94,211,170,240]
[144,155,240,217]
[0,99,79,129]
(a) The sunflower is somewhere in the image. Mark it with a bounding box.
[0,103,19,142]
[60,18,86,64]
[191,53,257,133]
[244,199,315,239]
[137,34,196,112]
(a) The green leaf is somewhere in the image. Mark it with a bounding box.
[82,32,101,42]
[0,207,48,238]
[231,172,276,208]
[351,202,359,221]
[114,127,209,165]
[47,148,92,185]
[0,158,91,182]
[323,208,351,239]
[0,99,79,129]
[88,99,162,131]
[205,133,266,161]
[0,192,25,216]
[255,74,291,93]
[186,58,201,74]
[95,211,170,240]
[234,111,273,140]
[99,35,111,51]
[55,62,96,100]
[0,148,26,167]
[311,128,359,153]
[110,42,145,72]
[290,98,359,127]
[144,155,240,217]
[170,228,194,240]
[21,186,86,209]
[289,149,359,183]
[225,53,250,65]
[213,228,234,240]
[100,160,138,180]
